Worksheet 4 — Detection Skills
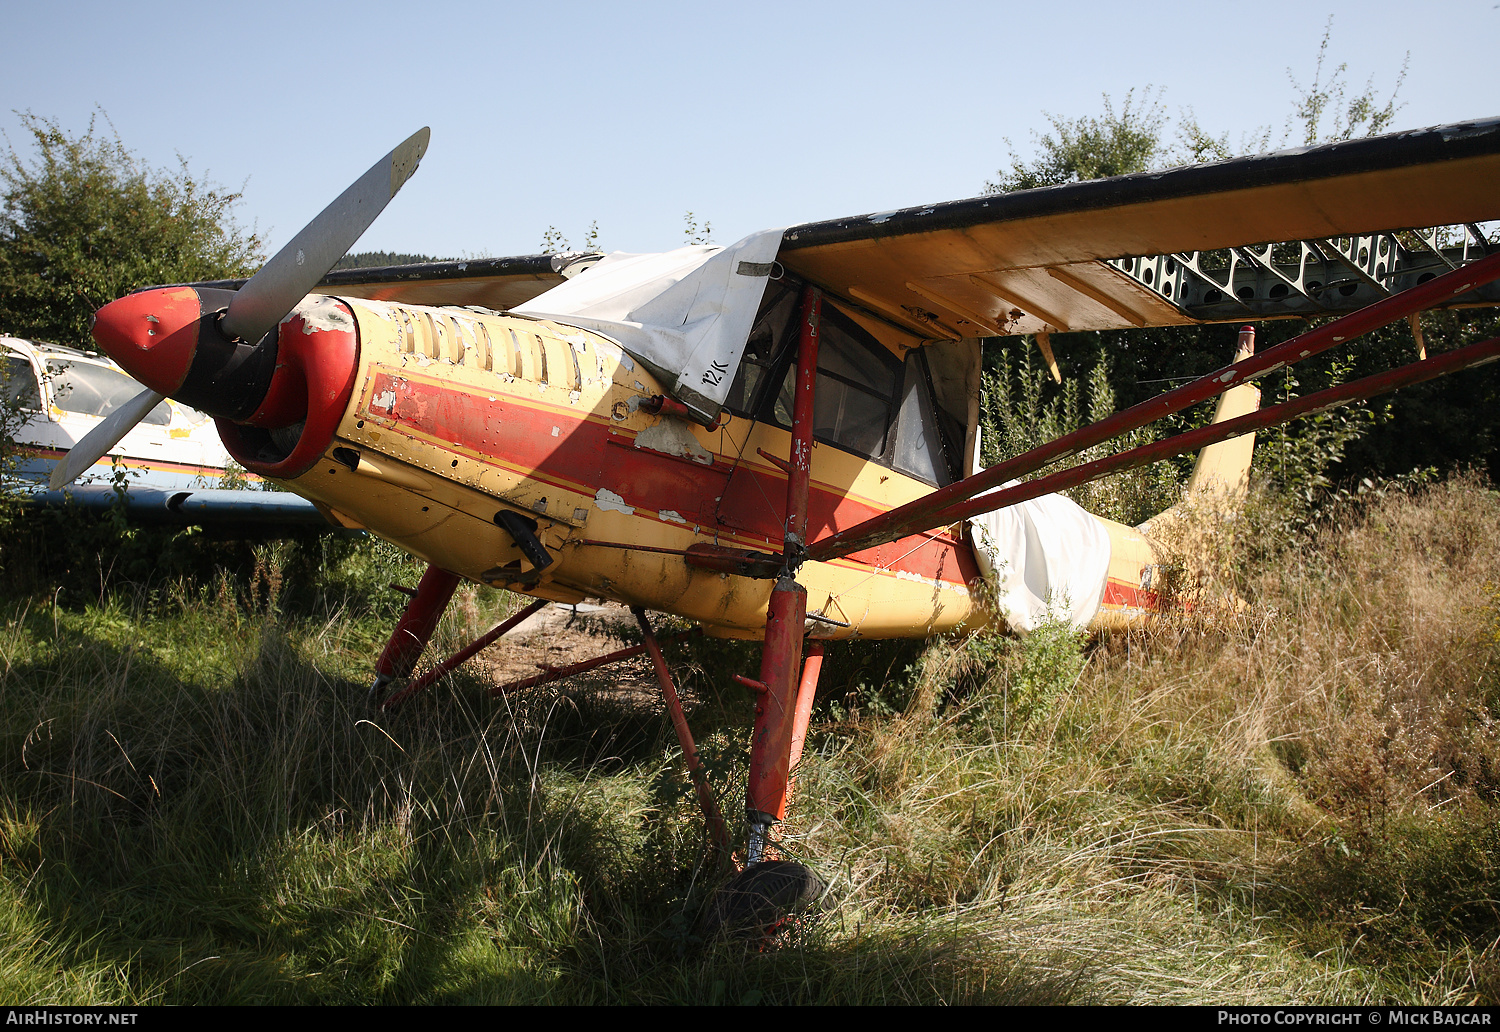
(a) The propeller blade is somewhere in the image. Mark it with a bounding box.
[219,127,430,343]
[48,387,165,489]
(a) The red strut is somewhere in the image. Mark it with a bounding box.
[633,608,731,857]
[745,286,822,853]
[371,565,461,692]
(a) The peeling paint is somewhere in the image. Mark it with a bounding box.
[551,426,560,437]
[1438,123,1494,142]
[597,341,633,371]
[658,509,687,523]
[594,488,634,515]
[634,418,713,464]
[892,567,970,595]
[297,297,356,335]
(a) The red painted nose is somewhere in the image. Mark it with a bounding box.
[92,285,361,480]
[216,297,361,479]
[90,287,204,396]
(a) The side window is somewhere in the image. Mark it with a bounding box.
[3,356,42,410]
[724,282,798,418]
[731,284,953,479]
[763,306,902,459]
[810,334,899,458]
[892,351,958,487]
[45,360,172,426]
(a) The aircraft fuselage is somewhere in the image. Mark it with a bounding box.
[225,296,992,640]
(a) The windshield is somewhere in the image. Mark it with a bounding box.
[45,360,172,426]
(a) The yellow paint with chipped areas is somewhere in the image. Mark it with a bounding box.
[269,295,985,640]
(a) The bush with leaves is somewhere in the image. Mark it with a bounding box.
[981,341,1185,526]
[975,25,1486,507]
[0,112,263,345]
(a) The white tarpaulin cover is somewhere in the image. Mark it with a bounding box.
[969,486,1111,632]
[513,228,786,420]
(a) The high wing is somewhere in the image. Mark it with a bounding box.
[777,117,1500,346]
[245,116,1500,354]
[170,117,1500,415]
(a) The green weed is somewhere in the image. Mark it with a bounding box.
[1,478,1499,1003]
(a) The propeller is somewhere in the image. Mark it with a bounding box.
[50,128,430,490]
[48,388,167,488]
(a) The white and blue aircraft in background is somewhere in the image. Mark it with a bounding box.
[3,335,325,526]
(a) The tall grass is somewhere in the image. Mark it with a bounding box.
[1,478,1498,1003]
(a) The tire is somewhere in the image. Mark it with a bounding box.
[701,860,826,939]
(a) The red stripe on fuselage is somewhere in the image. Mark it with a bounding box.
[360,368,978,586]
[1101,579,1160,611]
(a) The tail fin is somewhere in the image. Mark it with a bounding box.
[1136,326,1260,537]
[1183,326,1261,505]
[1084,327,1262,629]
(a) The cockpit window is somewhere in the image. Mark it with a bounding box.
[892,351,959,486]
[728,280,964,485]
[808,327,900,458]
[3,357,42,410]
[741,292,902,459]
[45,360,172,426]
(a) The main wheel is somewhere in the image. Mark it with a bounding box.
[701,860,826,940]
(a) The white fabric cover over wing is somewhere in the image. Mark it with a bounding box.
[969,488,1111,633]
[513,228,786,420]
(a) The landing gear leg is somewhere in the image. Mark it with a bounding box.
[368,564,460,703]
[745,574,807,862]
[745,637,824,858]
[634,607,732,858]
[710,285,828,936]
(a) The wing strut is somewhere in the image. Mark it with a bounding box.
[893,331,1500,534]
[806,248,1500,564]
[633,608,732,858]
[377,597,549,710]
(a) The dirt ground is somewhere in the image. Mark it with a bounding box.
[473,601,662,698]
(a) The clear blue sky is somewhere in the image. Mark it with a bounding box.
[2,0,1495,262]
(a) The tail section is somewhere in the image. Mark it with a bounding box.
[1182,326,1261,505]
[973,328,1264,633]
[1091,326,1261,630]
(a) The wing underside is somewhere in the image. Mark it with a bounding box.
[778,119,1500,346]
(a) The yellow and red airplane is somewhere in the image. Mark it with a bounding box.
[52,119,1500,922]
